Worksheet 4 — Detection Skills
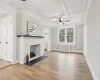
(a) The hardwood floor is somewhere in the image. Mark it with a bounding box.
[0,51,93,80]
[0,59,11,70]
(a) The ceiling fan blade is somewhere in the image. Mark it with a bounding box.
[53,19,58,21]
[63,19,70,22]
[53,20,59,23]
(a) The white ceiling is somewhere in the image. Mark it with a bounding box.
[0,0,88,26]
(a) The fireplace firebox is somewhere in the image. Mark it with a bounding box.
[30,44,40,61]
[30,52,36,58]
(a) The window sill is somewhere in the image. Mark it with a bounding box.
[59,43,75,45]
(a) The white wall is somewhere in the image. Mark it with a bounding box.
[20,13,44,36]
[85,0,100,80]
[16,12,22,62]
[15,12,44,36]
[44,27,51,51]
[44,27,48,50]
[51,24,83,52]
[16,12,45,62]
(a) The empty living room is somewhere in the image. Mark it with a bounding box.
[0,0,99,80]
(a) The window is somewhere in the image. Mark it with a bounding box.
[59,29,65,43]
[67,28,74,43]
[58,27,75,44]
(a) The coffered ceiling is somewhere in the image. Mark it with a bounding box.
[0,0,88,26]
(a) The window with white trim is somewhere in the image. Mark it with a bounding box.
[58,27,75,44]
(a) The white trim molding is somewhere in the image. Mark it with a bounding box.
[58,24,76,45]
[84,0,93,22]
[84,55,98,80]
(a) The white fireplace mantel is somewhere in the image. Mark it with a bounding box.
[17,36,44,64]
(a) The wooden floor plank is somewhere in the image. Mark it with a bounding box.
[0,51,93,80]
[0,59,11,70]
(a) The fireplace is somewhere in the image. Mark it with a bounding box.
[18,36,44,64]
[30,44,40,60]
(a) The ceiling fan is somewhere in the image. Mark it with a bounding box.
[52,15,70,25]
[41,0,70,25]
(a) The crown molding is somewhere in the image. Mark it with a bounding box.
[84,0,93,23]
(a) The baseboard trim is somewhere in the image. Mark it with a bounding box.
[16,60,19,64]
[51,49,83,53]
[85,55,97,80]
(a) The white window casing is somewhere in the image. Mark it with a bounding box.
[58,24,76,45]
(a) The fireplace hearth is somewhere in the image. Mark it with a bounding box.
[25,56,47,66]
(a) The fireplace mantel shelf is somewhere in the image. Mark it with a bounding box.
[17,35,44,38]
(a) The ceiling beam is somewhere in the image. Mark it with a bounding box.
[10,0,20,4]
[27,0,49,17]
[69,11,85,14]
[0,0,18,13]
[59,0,70,18]
[0,13,3,16]
[1,0,19,3]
